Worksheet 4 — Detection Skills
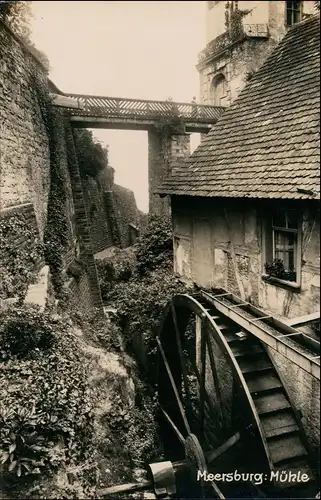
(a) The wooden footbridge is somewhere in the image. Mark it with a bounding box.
[50,91,225,133]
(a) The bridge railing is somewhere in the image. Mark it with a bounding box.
[62,94,224,123]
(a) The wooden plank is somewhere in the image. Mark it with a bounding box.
[205,293,320,379]
[253,392,291,414]
[285,312,320,328]
[98,480,153,496]
[199,319,207,438]
[246,373,282,394]
[268,434,307,464]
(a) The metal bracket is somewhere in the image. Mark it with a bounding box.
[149,461,176,497]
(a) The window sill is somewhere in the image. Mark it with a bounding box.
[261,274,301,292]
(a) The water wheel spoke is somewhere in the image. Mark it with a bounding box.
[210,481,225,499]
[206,334,225,426]
[158,405,186,445]
[156,337,191,436]
[206,432,240,464]
[182,338,220,428]
[171,302,194,415]
[199,319,207,440]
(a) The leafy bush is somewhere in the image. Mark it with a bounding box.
[96,248,137,302]
[0,0,32,40]
[106,269,189,368]
[0,307,56,359]
[135,214,173,276]
[0,213,44,301]
[69,308,122,352]
[73,130,108,179]
[96,260,116,300]
[0,305,94,483]
[106,391,161,467]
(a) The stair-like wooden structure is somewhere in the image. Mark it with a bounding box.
[195,291,320,498]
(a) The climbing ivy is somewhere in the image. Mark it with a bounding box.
[229,6,252,41]
[198,6,252,63]
[73,130,108,179]
[0,213,44,301]
[0,305,95,488]
[29,69,70,298]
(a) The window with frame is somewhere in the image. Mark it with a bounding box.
[286,0,303,26]
[264,209,301,285]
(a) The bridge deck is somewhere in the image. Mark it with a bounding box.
[51,93,225,132]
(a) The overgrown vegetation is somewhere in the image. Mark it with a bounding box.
[135,214,173,276]
[99,215,190,374]
[73,130,108,179]
[0,0,32,40]
[0,303,161,498]
[0,0,50,72]
[108,270,188,369]
[0,305,95,495]
[31,74,70,300]
[0,213,44,301]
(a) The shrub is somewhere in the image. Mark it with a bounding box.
[106,269,189,367]
[0,213,44,301]
[73,130,108,179]
[96,249,136,302]
[135,214,173,276]
[0,305,94,483]
[69,308,122,352]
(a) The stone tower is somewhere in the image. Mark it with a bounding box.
[197,1,316,106]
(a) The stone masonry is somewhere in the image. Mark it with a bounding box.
[148,129,190,215]
[0,21,50,240]
[0,20,103,313]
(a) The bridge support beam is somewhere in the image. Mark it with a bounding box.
[148,128,190,215]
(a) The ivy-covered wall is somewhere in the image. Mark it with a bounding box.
[81,175,114,253]
[0,204,44,301]
[0,20,50,239]
[81,165,141,253]
[0,19,103,313]
[112,184,140,249]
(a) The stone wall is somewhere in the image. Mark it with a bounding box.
[0,20,50,240]
[113,183,140,248]
[198,35,277,107]
[148,129,190,214]
[81,176,114,253]
[200,1,316,107]
[0,20,103,313]
[171,195,320,451]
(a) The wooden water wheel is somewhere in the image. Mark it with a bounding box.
[155,293,319,499]
[98,293,319,499]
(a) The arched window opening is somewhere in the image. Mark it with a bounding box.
[211,74,228,107]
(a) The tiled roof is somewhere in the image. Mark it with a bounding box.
[158,15,320,200]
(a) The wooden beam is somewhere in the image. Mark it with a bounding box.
[285,312,320,328]
[49,93,84,109]
[203,291,320,379]
[206,432,240,463]
[97,480,153,496]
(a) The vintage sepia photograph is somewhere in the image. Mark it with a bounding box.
[0,1,320,498]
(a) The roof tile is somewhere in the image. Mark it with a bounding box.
[158,15,320,200]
